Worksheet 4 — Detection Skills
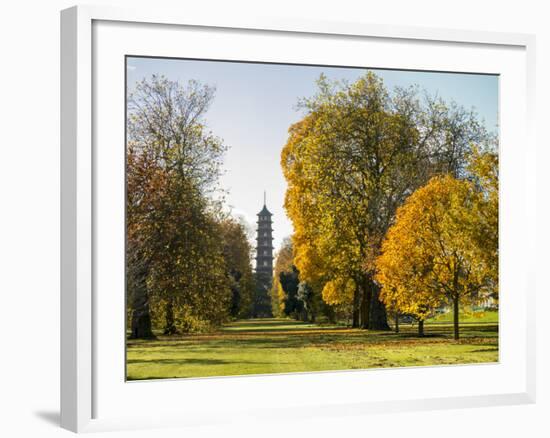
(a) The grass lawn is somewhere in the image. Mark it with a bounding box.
[126,317,498,380]
[426,309,499,324]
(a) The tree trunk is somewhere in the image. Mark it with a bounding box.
[418,319,424,337]
[453,294,460,340]
[395,313,399,333]
[163,299,177,335]
[368,284,390,330]
[326,305,336,324]
[352,287,361,328]
[360,282,371,329]
[129,263,154,339]
[128,245,154,339]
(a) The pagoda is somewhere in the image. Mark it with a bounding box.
[253,192,273,317]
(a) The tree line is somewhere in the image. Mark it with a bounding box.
[126,76,256,338]
[275,72,498,339]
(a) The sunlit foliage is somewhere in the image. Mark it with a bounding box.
[126,75,251,336]
[376,167,498,339]
[281,72,492,330]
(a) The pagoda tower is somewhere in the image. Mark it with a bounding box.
[253,192,273,317]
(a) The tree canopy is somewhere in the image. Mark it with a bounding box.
[127,76,254,336]
[281,72,492,329]
[376,157,498,339]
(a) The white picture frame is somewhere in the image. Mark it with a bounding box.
[60,4,536,433]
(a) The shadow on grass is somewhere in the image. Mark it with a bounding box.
[224,318,311,327]
[128,327,499,354]
[469,347,499,353]
[127,357,278,366]
[221,324,337,333]
[129,335,371,351]
[126,320,499,358]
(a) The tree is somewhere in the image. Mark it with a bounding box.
[271,237,316,320]
[297,282,316,322]
[128,75,226,193]
[280,268,302,318]
[126,75,230,337]
[126,145,167,338]
[467,147,499,298]
[321,277,354,307]
[270,238,291,316]
[145,183,231,334]
[282,113,368,327]
[376,173,496,339]
[219,218,255,318]
[282,72,490,329]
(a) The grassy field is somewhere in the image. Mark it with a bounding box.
[126,317,498,380]
[426,309,499,324]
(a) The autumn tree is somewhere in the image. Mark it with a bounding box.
[219,218,256,318]
[376,172,497,339]
[128,75,226,190]
[280,268,303,318]
[270,237,296,317]
[321,277,355,324]
[282,72,489,329]
[467,147,499,298]
[127,75,230,337]
[282,113,366,327]
[126,146,166,338]
[147,201,231,334]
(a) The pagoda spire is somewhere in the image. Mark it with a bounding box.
[253,195,274,317]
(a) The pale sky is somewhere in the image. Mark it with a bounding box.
[127,57,498,252]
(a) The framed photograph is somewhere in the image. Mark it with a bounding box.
[61,5,536,432]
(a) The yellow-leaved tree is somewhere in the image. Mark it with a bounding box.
[376,171,497,339]
[271,237,296,317]
[282,72,492,330]
[468,147,499,298]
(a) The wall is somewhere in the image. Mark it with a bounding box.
[0,0,547,436]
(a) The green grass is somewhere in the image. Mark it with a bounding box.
[126,317,498,380]
[426,309,499,324]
